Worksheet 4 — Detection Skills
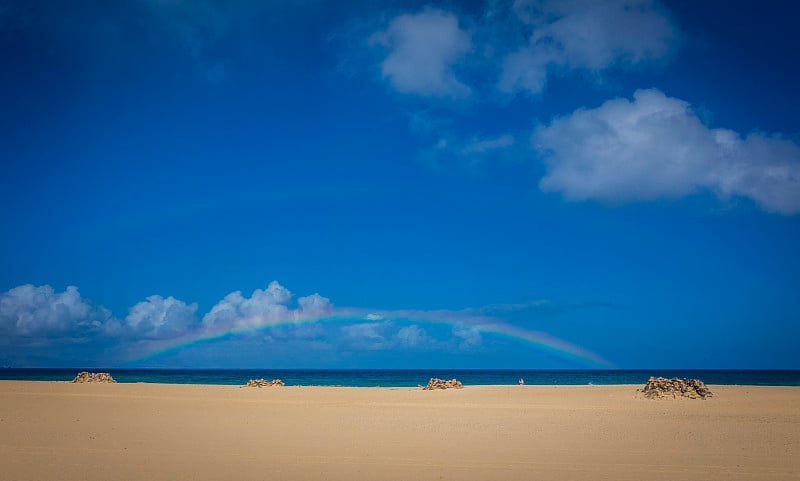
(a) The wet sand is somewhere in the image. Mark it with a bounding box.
[1,381,798,480]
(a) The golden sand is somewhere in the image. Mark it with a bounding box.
[1,381,797,480]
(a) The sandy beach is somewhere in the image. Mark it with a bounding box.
[1,381,797,481]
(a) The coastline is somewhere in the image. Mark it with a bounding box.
[1,381,798,480]
[3,368,799,386]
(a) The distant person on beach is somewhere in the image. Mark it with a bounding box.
[518,378,524,385]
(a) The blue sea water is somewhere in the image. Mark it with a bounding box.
[1,369,799,386]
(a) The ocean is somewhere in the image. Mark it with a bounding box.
[1,369,799,386]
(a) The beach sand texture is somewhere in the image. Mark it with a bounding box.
[1,381,797,480]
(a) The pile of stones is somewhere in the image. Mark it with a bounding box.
[72,372,117,383]
[422,378,463,390]
[640,376,713,399]
[244,378,285,387]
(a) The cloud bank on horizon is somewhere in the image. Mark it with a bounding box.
[0,282,610,368]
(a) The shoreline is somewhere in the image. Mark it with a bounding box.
[6,379,800,392]
[2,381,798,480]
[3,368,799,388]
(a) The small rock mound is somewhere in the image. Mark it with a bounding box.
[640,376,712,399]
[244,378,285,387]
[72,372,117,383]
[422,378,463,390]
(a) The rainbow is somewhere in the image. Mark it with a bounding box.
[128,306,613,368]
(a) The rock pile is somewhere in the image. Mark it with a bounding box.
[244,378,285,387]
[422,378,463,390]
[640,376,713,399]
[72,372,117,383]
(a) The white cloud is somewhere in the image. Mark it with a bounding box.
[372,9,472,97]
[198,282,332,331]
[0,284,110,338]
[394,324,434,348]
[123,295,199,339]
[297,293,333,317]
[500,0,679,94]
[453,326,482,349]
[202,280,293,329]
[341,321,390,350]
[535,89,800,214]
[340,322,439,350]
[343,322,385,339]
[365,313,384,321]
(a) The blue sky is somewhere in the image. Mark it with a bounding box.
[1,0,799,369]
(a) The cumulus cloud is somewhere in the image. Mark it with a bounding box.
[342,322,386,339]
[394,324,434,348]
[453,326,482,349]
[339,322,439,350]
[500,0,679,94]
[534,89,800,214]
[121,295,199,339]
[0,284,110,338]
[372,9,472,97]
[202,281,293,329]
[341,321,391,350]
[297,293,333,317]
[365,1,677,98]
